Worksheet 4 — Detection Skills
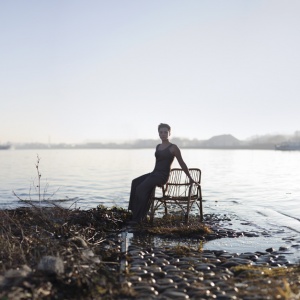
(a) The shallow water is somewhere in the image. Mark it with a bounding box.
[1,148,300,261]
[123,228,300,264]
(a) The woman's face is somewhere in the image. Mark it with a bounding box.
[158,127,170,141]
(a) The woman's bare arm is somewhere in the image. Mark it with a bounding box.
[171,145,195,182]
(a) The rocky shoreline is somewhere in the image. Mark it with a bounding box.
[0,205,299,299]
[123,215,300,300]
[125,243,299,299]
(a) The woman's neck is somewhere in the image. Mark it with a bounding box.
[161,140,170,145]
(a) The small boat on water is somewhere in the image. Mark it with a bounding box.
[0,144,11,150]
[275,141,300,151]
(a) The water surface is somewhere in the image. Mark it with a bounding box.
[1,149,299,261]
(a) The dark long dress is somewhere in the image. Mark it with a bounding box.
[128,143,175,222]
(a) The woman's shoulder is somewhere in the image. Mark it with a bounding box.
[170,143,180,154]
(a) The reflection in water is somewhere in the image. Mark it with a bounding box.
[126,230,203,251]
[127,231,156,249]
[123,230,300,264]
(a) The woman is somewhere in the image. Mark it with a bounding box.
[128,123,196,223]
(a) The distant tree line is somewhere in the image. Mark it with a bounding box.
[12,131,300,150]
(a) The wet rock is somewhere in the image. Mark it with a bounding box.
[124,217,299,300]
[219,253,236,259]
[167,274,186,283]
[155,283,179,293]
[187,286,212,297]
[266,247,275,253]
[161,290,189,299]
[213,250,227,256]
[239,252,258,260]
[140,272,155,279]
[130,266,143,272]
[131,259,148,267]
[129,275,142,283]
[155,258,171,266]
[194,264,211,271]
[221,261,241,268]
[244,232,259,237]
[228,257,253,265]
[163,265,178,271]
[153,271,167,278]
[203,280,215,287]
[170,258,181,264]
[279,246,289,251]
[156,278,174,285]
[133,284,158,294]
[177,281,191,289]
[216,295,238,300]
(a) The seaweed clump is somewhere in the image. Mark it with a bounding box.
[142,214,211,238]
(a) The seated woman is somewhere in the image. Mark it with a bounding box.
[128,123,196,223]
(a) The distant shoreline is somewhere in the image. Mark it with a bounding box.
[5,132,300,150]
[11,145,278,150]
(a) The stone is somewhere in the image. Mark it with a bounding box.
[161,290,189,299]
[266,247,275,253]
[5,265,31,279]
[156,278,174,285]
[37,256,64,275]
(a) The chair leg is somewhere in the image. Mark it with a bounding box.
[150,213,154,224]
[199,199,203,222]
[186,200,190,224]
[149,199,154,224]
[184,213,189,224]
[199,186,203,222]
[164,202,168,216]
[149,188,156,224]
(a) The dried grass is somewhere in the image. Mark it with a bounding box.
[0,204,133,299]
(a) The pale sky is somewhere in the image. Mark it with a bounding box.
[1,0,300,144]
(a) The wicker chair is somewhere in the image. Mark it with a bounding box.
[149,168,203,224]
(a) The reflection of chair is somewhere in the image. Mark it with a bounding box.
[149,168,203,224]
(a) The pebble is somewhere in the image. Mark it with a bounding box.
[161,290,190,299]
[37,256,64,275]
[126,243,297,299]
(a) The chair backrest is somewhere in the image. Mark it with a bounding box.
[164,168,201,198]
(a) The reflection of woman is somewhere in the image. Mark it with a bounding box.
[128,123,196,223]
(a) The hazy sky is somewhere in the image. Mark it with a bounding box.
[1,0,300,144]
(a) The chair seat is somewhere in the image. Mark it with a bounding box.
[149,168,203,224]
[155,195,199,201]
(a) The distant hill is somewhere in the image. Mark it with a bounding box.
[201,134,242,148]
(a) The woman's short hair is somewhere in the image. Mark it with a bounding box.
[158,123,171,132]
